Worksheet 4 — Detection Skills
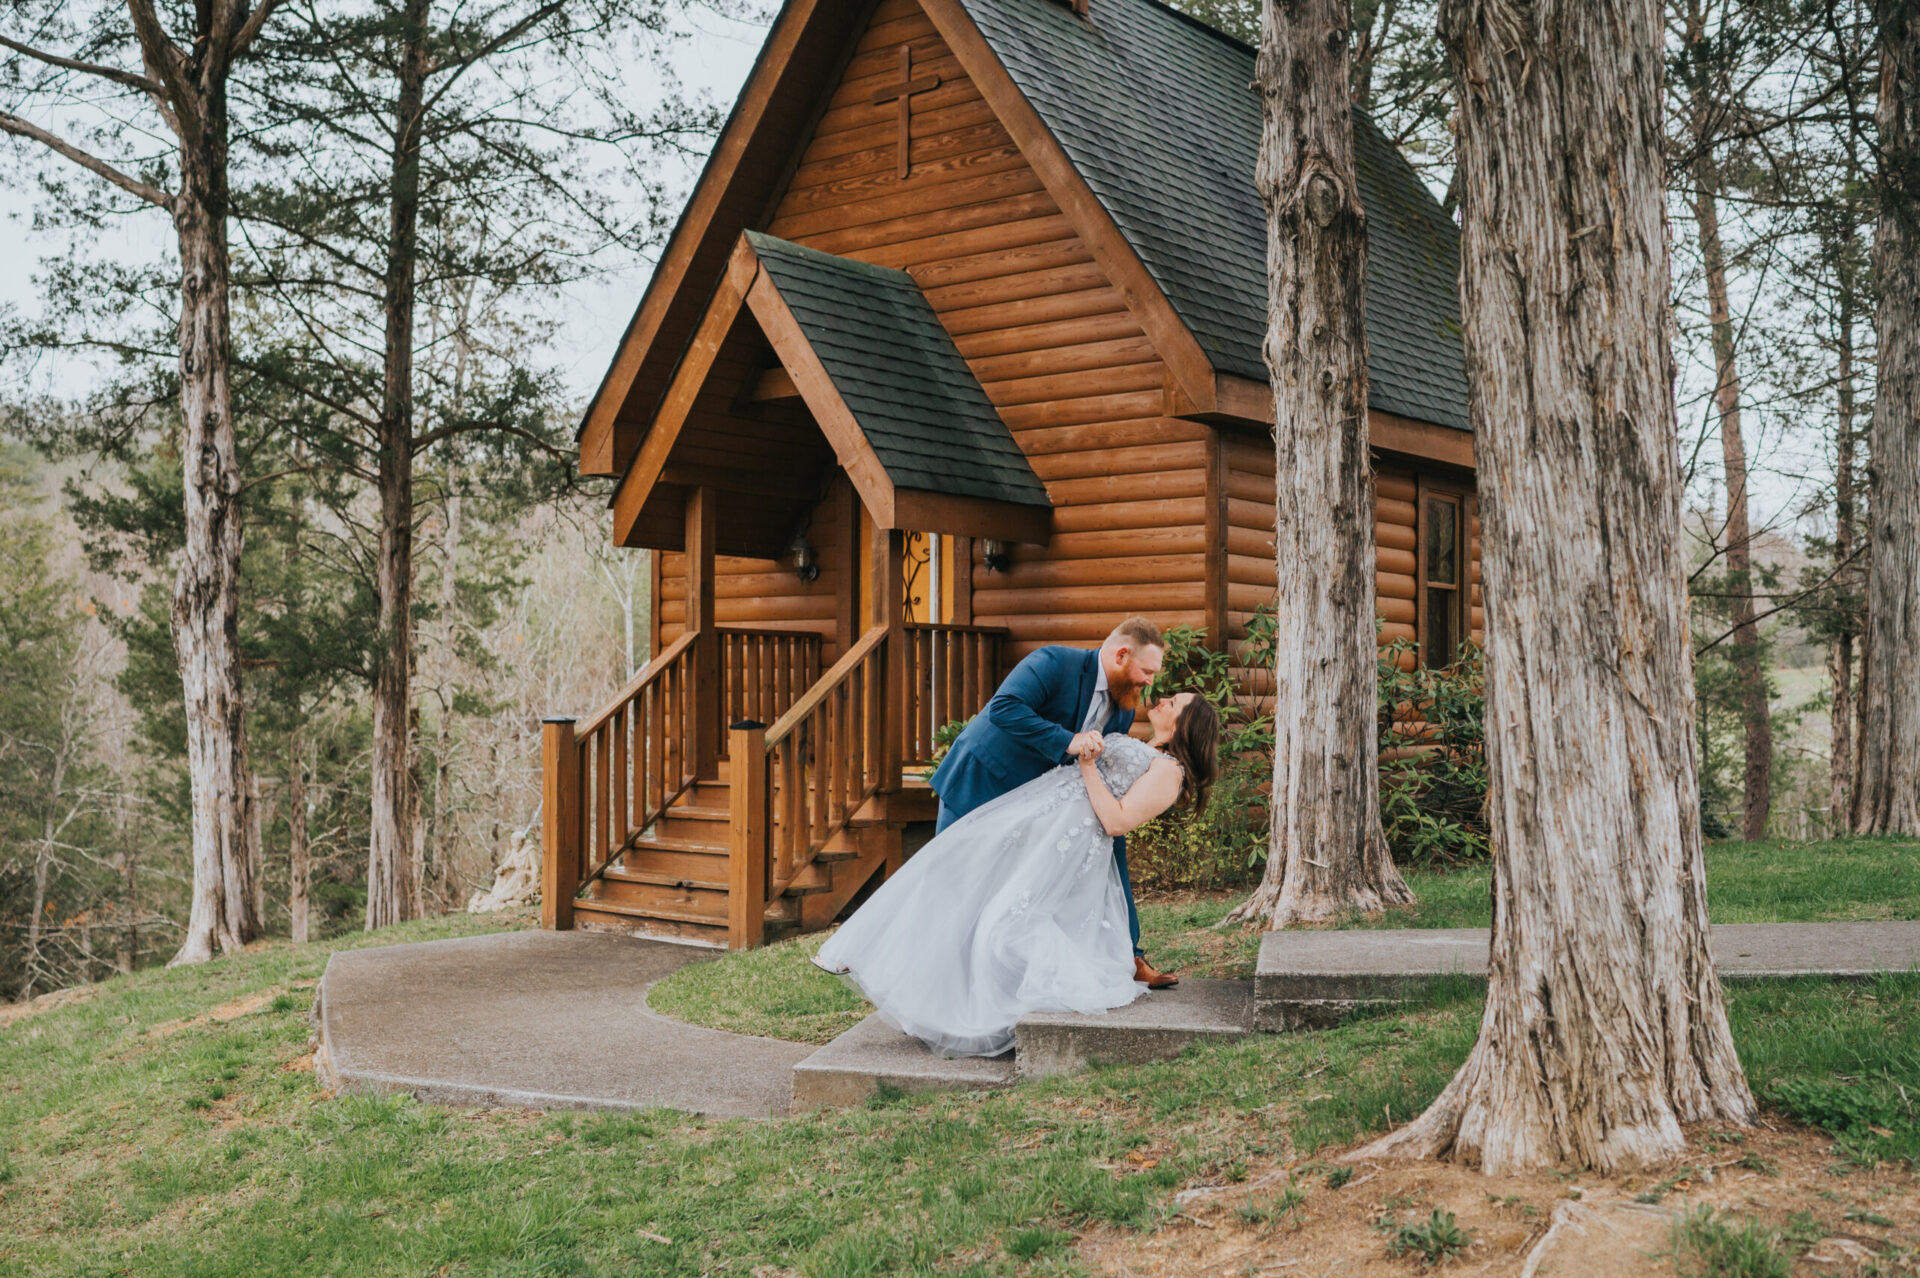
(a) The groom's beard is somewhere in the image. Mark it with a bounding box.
[1107,674,1143,711]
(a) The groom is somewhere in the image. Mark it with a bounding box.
[927,616,1180,989]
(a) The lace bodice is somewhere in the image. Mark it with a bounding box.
[1093,733,1163,797]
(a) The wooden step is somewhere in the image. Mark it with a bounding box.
[603,864,728,892]
[619,843,728,881]
[571,900,728,946]
[573,894,726,928]
[778,863,833,896]
[589,875,730,919]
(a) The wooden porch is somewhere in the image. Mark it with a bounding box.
[540,488,1009,948]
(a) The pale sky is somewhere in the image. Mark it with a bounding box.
[0,11,767,410]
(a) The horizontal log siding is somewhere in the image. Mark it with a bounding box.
[1222,434,1482,698]
[660,0,1207,669]
[658,476,853,658]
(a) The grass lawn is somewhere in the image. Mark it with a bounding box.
[2,839,1917,1276]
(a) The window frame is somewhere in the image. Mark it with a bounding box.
[1415,475,1474,668]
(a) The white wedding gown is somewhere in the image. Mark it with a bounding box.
[813,732,1159,1057]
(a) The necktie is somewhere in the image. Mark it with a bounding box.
[1081,689,1109,735]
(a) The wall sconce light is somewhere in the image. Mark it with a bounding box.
[981,538,1011,574]
[788,531,820,583]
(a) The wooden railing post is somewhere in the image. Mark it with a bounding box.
[686,485,720,779]
[876,525,906,791]
[727,722,768,949]
[541,717,580,930]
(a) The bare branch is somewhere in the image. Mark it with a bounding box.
[0,32,164,94]
[0,112,174,209]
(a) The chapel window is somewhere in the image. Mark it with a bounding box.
[1419,489,1465,668]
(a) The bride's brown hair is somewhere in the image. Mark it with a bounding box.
[1163,696,1219,814]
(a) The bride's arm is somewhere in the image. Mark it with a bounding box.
[1078,756,1183,836]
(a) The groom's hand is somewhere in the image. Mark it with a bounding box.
[1068,731,1104,761]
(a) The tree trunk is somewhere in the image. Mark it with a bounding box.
[1226,0,1412,929]
[1831,264,1859,830]
[1856,0,1920,836]
[289,720,310,944]
[170,122,261,964]
[365,0,432,930]
[432,452,462,907]
[1358,0,1754,1173]
[19,747,64,1001]
[1691,181,1771,840]
[117,806,138,974]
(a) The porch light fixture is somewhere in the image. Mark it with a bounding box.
[981,538,1011,574]
[788,530,820,583]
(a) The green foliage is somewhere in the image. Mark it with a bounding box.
[1133,607,1492,882]
[1667,1208,1794,1278]
[1378,1208,1473,1264]
[928,715,970,772]
[1129,610,1275,891]
[1377,640,1490,868]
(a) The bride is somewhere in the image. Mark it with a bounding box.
[813,692,1219,1057]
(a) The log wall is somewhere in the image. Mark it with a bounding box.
[1224,431,1483,700]
[656,0,1209,664]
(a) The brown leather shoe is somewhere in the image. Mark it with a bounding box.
[1134,955,1178,989]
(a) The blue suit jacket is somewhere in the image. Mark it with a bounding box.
[928,645,1137,820]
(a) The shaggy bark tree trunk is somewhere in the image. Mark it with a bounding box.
[365,0,432,929]
[170,106,261,964]
[1831,270,1859,829]
[1856,0,1920,836]
[1356,0,1755,1173]
[289,720,310,944]
[1226,0,1412,928]
[0,6,273,965]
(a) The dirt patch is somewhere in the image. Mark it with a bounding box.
[1080,1123,1919,1276]
[148,991,278,1039]
[0,984,102,1029]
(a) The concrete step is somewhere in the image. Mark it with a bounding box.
[1253,921,1920,1031]
[790,1013,1015,1110]
[1013,979,1252,1079]
[790,981,1253,1108]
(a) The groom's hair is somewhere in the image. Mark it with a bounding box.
[1107,616,1163,653]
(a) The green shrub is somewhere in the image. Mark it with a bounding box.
[1377,640,1489,867]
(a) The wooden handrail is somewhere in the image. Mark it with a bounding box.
[765,626,887,747]
[577,630,696,736]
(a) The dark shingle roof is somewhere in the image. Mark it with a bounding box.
[747,231,1052,506]
[959,0,1470,432]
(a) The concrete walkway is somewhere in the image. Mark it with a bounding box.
[1255,920,1920,1029]
[314,930,812,1118]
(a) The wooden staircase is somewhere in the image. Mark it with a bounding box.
[542,615,995,949]
[572,763,923,947]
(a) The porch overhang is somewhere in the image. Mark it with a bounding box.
[610,232,1053,555]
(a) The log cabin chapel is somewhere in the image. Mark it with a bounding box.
[539,0,1482,947]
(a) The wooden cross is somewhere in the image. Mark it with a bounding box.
[870,45,940,180]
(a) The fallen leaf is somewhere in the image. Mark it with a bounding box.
[638,1230,671,1245]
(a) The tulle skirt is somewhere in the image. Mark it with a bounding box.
[813,763,1146,1056]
